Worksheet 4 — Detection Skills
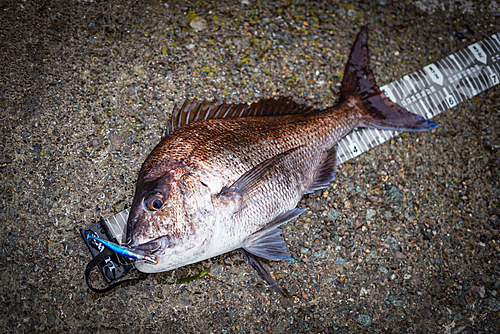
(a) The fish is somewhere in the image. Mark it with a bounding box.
[125,26,438,295]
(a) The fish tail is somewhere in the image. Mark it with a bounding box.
[340,26,438,132]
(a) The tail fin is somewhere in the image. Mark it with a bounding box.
[340,26,438,132]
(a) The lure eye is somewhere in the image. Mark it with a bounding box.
[145,193,164,211]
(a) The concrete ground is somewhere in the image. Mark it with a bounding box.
[1,0,499,332]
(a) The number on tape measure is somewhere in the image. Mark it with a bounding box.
[349,142,360,156]
[445,93,458,109]
[424,64,444,86]
[490,72,499,85]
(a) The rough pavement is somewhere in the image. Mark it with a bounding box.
[1,0,499,332]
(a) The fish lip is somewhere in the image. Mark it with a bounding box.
[131,237,164,252]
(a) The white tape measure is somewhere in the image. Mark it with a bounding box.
[104,32,500,244]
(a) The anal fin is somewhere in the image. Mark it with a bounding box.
[307,145,338,193]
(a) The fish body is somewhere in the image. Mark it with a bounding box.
[126,26,437,292]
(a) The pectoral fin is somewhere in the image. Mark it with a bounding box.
[217,147,302,207]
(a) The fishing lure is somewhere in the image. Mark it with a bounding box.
[87,234,159,264]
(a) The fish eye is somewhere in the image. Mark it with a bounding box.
[145,192,164,211]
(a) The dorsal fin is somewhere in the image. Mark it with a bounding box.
[167,96,318,133]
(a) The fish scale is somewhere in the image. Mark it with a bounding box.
[186,104,357,192]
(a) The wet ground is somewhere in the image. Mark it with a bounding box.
[1,0,499,332]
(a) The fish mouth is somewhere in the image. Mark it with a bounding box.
[131,235,170,253]
[132,238,162,252]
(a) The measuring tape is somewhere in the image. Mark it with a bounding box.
[96,32,500,246]
[338,32,500,163]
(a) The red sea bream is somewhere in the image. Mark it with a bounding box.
[125,26,438,295]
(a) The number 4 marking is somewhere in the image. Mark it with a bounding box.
[346,135,361,158]
[350,143,359,154]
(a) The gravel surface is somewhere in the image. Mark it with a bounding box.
[1,0,499,332]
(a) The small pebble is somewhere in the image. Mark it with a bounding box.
[357,314,372,326]
[190,16,207,32]
[386,186,402,203]
[471,286,485,298]
[359,287,370,297]
[327,208,341,221]
[395,251,406,259]
[300,247,311,255]
[366,208,376,219]
[379,266,388,274]
[314,250,327,260]
[391,299,405,308]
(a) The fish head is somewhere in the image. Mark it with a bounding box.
[126,159,215,273]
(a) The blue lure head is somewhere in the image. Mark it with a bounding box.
[87,234,159,265]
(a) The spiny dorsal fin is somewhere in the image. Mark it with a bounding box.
[167,96,318,133]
